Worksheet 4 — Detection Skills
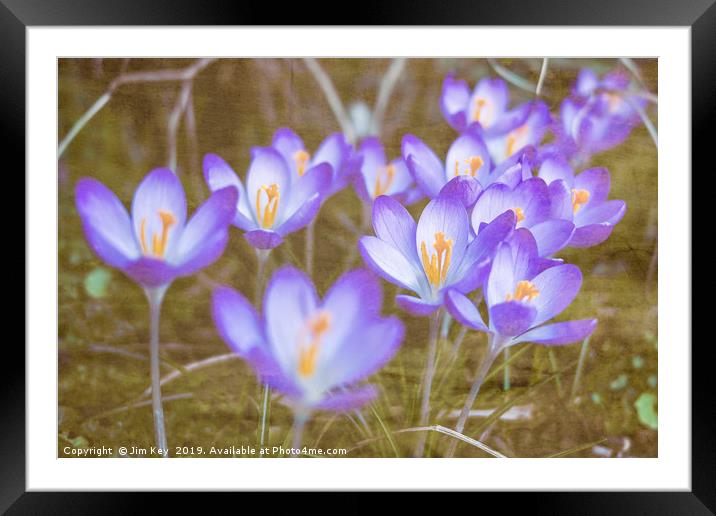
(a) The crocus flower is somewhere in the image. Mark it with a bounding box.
[271,127,356,197]
[358,188,515,316]
[203,149,331,250]
[439,74,552,164]
[538,157,626,247]
[471,177,575,257]
[554,68,647,161]
[353,137,421,205]
[445,228,597,352]
[76,167,238,288]
[212,266,404,413]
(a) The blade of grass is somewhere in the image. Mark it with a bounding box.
[370,405,401,458]
[547,437,607,458]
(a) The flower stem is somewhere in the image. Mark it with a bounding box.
[254,249,271,454]
[305,220,316,276]
[571,336,591,400]
[413,309,442,457]
[291,413,308,452]
[446,339,500,458]
[503,348,511,391]
[145,285,169,457]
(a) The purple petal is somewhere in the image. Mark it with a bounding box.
[174,186,238,275]
[131,168,187,259]
[246,147,291,224]
[451,257,491,294]
[372,195,419,263]
[486,242,515,307]
[329,316,404,386]
[244,346,300,397]
[395,295,441,316]
[575,167,611,204]
[568,223,614,248]
[124,256,178,288]
[359,236,421,292]
[440,74,470,131]
[528,219,575,257]
[490,300,537,337]
[75,178,139,268]
[203,153,254,231]
[212,286,264,355]
[471,182,512,228]
[548,179,574,220]
[575,199,626,227]
[244,229,283,249]
[538,157,575,186]
[456,209,516,283]
[445,290,489,331]
[439,175,483,209]
[468,77,509,128]
[507,227,540,279]
[315,385,378,412]
[513,319,597,346]
[530,264,582,326]
[313,133,351,192]
[263,266,319,373]
[275,193,321,238]
[574,68,599,97]
[514,177,551,227]
[282,162,331,220]
[445,128,492,182]
[271,127,306,177]
[402,134,445,198]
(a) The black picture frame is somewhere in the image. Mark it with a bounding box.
[6,0,706,510]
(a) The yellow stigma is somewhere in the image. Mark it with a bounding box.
[420,231,454,288]
[453,155,484,177]
[139,210,177,259]
[506,124,528,157]
[506,280,540,302]
[293,149,311,177]
[571,188,590,214]
[472,98,487,123]
[373,164,396,198]
[255,183,280,229]
[605,93,623,113]
[511,207,525,223]
[298,311,331,378]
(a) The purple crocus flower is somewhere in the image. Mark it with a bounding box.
[76,167,238,288]
[358,188,515,316]
[203,149,331,250]
[271,127,356,197]
[554,68,647,160]
[538,157,627,247]
[353,137,421,205]
[471,177,575,257]
[439,74,552,164]
[445,228,597,351]
[212,267,404,413]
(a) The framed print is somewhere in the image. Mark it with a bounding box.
[6,0,709,510]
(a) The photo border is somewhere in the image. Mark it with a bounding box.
[7,0,707,509]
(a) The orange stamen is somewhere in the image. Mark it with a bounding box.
[139,210,176,259]
[420,232,454,288]
[293,150,311,177]
[454,155,484,177]
[571,188,590,214]
[298,311,331,377]
[255,183,280,228]
[506,125,529,157]
[472,98,487,123]
[506,280,540,302]
[373,164,396,197]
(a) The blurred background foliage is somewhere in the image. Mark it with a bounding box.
[58,58,657,458]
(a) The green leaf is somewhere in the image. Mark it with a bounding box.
[84,267,112,299]
[610,373,628,391]
[634,392,658,430]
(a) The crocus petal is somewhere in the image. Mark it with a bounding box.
[512,319,597,346]
[471,182,513,229]
[440,74,470,131]
[313,133,351,192]
[575,199,626,227]
[386,158,414,197]
[271,127,306,177]
[439,175,483,209]
[203,153,254,229]
[445,290,489,332]
[514,177,551,227]
[358,137,386,196]
[490,300,537,337]
[456,209,516,282]
[444,128,492,183]
[75,178,139,267]
[244,229,284,249]
[574,167,610,204]
[538,157,575,186]
[212,286,264,355]
[328,316,404,386]
[264,266,319,374]
[486,243,514,307]
[131,168,187,260]
[372,195,419,263]
[569,223,615,248]
[282,162,331,220]
[529,219,575,257]
[246,147,291,225]
[174,186,238,275]
[574,68,599,97]
[395,295,441,316]
[451,257,491,294]
[402,134,444,198]
[548,179,574,221]
[415,191,469,285]
[530,264,582,327]
[315,385,378,412]
[468,77,510,128]
[244,346,301,397]
[275,193,321,238]
[124,256,178,288]
[507,227,540,279]
[359,236,421,292]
